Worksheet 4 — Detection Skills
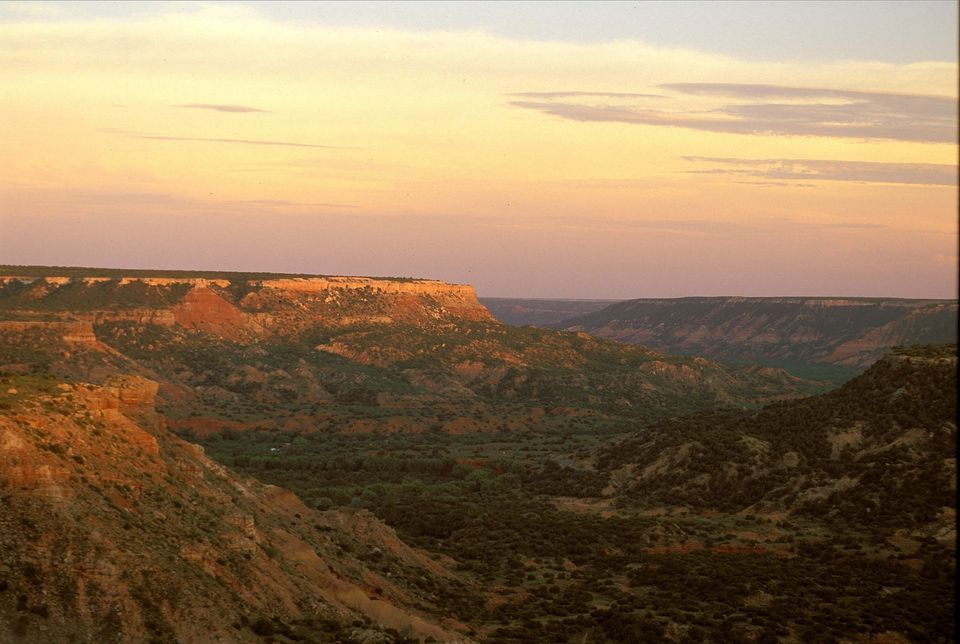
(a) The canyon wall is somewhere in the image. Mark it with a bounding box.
[555,296,958,370]
[0,273,494,339]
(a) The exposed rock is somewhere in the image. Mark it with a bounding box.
[172,285,263,340]
[0,379,467,643]
[114,376,159,412]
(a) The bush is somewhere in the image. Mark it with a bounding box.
[250,617,274,636]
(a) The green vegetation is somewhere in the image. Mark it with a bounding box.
[87,314,812,440]
[0,278,192,312]
[203,411,955,641]
[197,346,955,640]
[892,343,958,358]
[0,267,953,642]
[0,373,62,410]
[598,346,957,531]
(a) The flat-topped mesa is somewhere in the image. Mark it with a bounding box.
[0,275,230,288]
[0,272,496,333]
[1,274,482,301]
[119,277,231,288]
[253,276,494,323]
[256,276,478,298]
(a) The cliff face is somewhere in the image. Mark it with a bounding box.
[0,375,466,643]
[246,277,494,329]
[258,276,478,298]
[0,269,824,443]
[0,321,99,346]
[0,273,493,340]
[172,285,263,340]
[555,297,958,371]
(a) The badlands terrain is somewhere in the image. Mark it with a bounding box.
[0,266,955,642]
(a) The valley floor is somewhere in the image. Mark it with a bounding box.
[202,426,955,643]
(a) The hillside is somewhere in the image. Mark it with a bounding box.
[0,271,819,442]
[0,374,469,642]
[554,296,957,378]
[480,298,617,327]
[0,268,953,641]
[598,344,957,529]
[208,345,957,642]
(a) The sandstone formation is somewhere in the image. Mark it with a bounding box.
[0,376,467,642]
[0,268,823,441]
[0,272,493,339]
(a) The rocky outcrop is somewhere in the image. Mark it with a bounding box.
[1,273,495,335]
[0,378,467,643]
[172,285,263,340]
[112,376,159,414]
[92,309,177,325]
[0,320,99,346]
[120,277,230,288]
[259,276,472,296]
[257,277,493,322]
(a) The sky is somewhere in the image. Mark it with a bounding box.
[0,1,957,298]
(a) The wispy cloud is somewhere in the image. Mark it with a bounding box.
[735,181,817,189]
[683,156,958,186]
[177,103,271,113]
[818,222,887,229]
[530,215,754,236]
[509,83,958,143]
[612,218,750,233]
[527,215,901,240]
[102,129,359,150]
[509,91,665,100]
[0,1,65,18]
[11,189,359,212]
[229,199,357,208]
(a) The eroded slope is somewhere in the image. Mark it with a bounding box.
[0,373,471,642]
[555,296,957,375]
[0,273,820,440]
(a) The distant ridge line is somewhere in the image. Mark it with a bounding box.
[0,265,446,285]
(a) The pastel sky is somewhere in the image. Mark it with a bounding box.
[1,1,957,298]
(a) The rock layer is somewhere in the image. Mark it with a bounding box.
[556,297,957,370]
[0,377,466,642]
[0,273,493,338]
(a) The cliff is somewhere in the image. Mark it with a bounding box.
[554,296,957,373]
[0,374,467,642]
[0,268,822,441]
[0,271,493,340]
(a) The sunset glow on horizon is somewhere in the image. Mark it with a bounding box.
[1,1,957,298]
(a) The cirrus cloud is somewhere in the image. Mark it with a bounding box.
[683,156,958,186]
[177,103,271,113]
[101,129,360,150]
[510,82,958,143]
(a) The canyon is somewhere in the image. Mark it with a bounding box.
[0,374,468,642]
[546,296,958,378]
[0,267,954,642]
